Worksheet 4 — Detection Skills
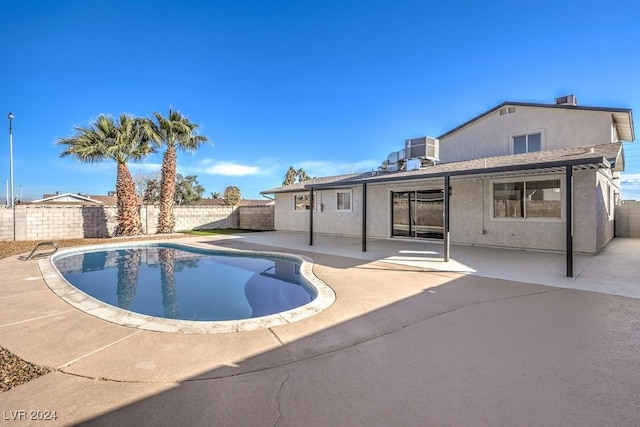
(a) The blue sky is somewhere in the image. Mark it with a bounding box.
[1,0,639,201]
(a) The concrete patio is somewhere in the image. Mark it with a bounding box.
[0,233,639,426]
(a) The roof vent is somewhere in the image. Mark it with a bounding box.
[556,95,577,106]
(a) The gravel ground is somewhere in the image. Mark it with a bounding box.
[0,234,187,392]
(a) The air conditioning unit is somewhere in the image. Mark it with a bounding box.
[555,95,577,106]
[404,137,439,161]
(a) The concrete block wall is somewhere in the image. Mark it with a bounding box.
[175,205,239,231]
[0,204,274,241]
[616,201,640,237]
[239,205,275,230]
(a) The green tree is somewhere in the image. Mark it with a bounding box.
[142,174,204,205]
[297,168,310,182]
[58,114,155,235]
[143,178,162,204]
[282,166,311,185]
[150,108,209,234]
[211,191,221,199]
[223,186,241,206]
[283,166,297,185]
[174,175,205,205]
[134,171,161,197]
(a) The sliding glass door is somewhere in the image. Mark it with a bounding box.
[392,190,444,239]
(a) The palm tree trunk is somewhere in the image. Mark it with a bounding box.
[159,248,178,318]
[116,249,141,310]
[157,145,177,233]
[116,163,143,236]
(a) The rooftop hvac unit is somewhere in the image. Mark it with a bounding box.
[405,136,439,161]
[555,95,577,106]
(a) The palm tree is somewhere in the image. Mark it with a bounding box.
[58,114,156,235]
[151,109,209,234]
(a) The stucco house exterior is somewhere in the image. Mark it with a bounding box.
[262,96,634,275]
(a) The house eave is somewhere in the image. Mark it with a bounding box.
[306,155,615,190]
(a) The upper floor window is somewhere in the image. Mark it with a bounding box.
[513,132,541,154]
[336,190,352,211]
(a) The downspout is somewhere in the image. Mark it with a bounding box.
[362,183,367,252]
[444,175,450,262]
[566,166,573,277]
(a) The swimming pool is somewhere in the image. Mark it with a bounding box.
[44,242,335,333]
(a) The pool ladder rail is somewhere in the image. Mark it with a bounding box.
[22,241,59,260]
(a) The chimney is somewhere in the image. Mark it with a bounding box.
[555,95,577,106]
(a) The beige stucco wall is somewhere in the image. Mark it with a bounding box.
[274,193,310,232]
[275,189,364,236]
[273,171,609,254]
[440,106,617,163]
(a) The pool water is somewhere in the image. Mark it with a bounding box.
[54,246,314,321]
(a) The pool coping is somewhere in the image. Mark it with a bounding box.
[40,241,336,334]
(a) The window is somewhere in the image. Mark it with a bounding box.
[294,194,311,211]
[337,191,351,211]
[493,179,561,219]
[513,132,541,154]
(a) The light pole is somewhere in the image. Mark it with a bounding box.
[8,112,14,208]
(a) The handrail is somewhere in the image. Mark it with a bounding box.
[25,241,59,260]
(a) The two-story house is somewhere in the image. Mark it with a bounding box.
[262,96,634,274]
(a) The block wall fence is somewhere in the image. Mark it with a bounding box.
[0,204,274,241]
[615,200,640,238]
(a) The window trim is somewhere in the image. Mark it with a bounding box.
[336,189,352,212]
[490,175,564,222]
[511,129,544,154]
[293,193,313,212]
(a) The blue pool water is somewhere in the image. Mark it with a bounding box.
[53,245,314,321]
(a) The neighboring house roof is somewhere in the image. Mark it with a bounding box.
[436,101,635,142]
[261,173,362,195]
[200,198,274,206]
[31,193,104,204]
[262,143,622,192]
[32,193,142,205]
[238,199,275,206]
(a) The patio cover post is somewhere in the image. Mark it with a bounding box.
[566,166,573,277]
[444,175,450,262]
[362,182,367,252]
[309,188,314,246]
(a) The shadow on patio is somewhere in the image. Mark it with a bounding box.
[74,237,640,427]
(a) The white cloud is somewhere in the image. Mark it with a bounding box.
[621,174,640,201]
[204,162,262,176]
[129,163,161,173]
[620,173,640,185]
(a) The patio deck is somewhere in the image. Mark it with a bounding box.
[0,233,639,426]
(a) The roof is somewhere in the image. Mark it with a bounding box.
[32,193,143,205]
[436,101,635,142]
[302,143,623,190]
[31,193,105,204]
[261,173,362,195]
